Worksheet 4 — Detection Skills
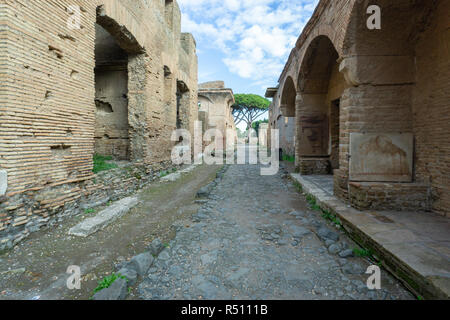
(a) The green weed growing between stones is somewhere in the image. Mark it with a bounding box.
[93,154,118,174]
[159,171,169,178]
[353,247,374,258]
[84,208,95,214]
[92,273,127,295]
[322,210,342,227]
[293,181,303,193]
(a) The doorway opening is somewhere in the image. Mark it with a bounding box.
[330,99,340,170]
[94,24,130,160]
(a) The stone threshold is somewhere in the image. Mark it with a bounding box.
[290,173,450,300]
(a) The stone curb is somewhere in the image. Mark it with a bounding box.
[290,173,450,300]
[94,238,165,300]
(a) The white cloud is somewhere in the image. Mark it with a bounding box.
[178,0,319,89]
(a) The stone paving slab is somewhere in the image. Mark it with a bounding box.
[290,173,450,299]
[68,196,139,237]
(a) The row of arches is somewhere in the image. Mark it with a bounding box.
[276,0,449,214]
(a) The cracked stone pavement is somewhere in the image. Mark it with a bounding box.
[138,163,414,300]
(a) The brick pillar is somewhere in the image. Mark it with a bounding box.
[295,93,330,175]
[294,93,302,170]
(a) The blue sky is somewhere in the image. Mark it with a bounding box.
[178,0,319,97]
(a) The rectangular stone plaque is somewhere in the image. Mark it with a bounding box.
[349,133,413,182]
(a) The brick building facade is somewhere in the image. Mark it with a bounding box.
[268,0,449,216]
[0,0,198,249]
[198,81,237,152]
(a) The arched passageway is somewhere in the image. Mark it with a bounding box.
[94,24,130,160]
[333,0,448,212]
[295,35,348,175]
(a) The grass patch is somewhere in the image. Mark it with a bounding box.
[282,154,295,162]
[92,273,127,295]
[353,247,374,258]
[293,181,303,193]
[322,210,342,227]
[93,154,118,174]
[84,208,95,214]
[159,170,170,178]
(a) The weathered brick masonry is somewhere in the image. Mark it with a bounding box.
[269,0,449,216]
[198,81,237,152]
[0,0,198,249]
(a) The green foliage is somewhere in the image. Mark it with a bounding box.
[322,210,342,226]
[93,273,127,295]
[159,171,169,178]
[84,208,95,215]
[282,154,295,162]
[293,181,303,193]
[233,94,270,111]
[353,247,374,258]
[252,119,269,135]
[232,94,270,129]
[93,154,118,174]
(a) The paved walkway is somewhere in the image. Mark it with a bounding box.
[291,174,450,299]
[138,164,413,300]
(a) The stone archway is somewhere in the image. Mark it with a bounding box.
[295,35,346,175]
[335,0,446,212]
[280,76,296,118]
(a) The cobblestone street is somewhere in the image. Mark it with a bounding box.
[138,163,414,300]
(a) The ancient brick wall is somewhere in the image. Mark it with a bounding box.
[0,0,198,248]
[270,0,449,215]
[412,0,450,216]
[198,82,236,151]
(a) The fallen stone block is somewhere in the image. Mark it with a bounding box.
[317,227,340,242]
[196,183,216,198]
[339,249,354,258]
[117,268,138,286]
[328,243,341,254]
[68,196,139,237]
[342,263,366,275]
[148,239,164,257]
[92,278,128,300]
[127,252,154,276]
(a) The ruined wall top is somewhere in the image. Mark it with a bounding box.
[199,81,226,90]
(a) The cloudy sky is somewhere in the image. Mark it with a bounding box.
[178,0,319,99]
